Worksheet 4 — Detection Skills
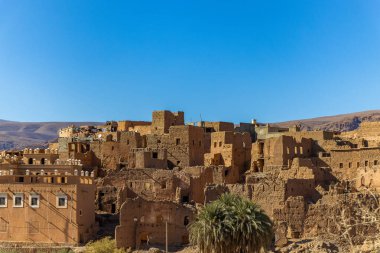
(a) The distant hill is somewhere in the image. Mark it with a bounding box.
[274,110,380,132]
[0,121,101,150]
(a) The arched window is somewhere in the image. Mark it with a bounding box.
[28,158,33,165]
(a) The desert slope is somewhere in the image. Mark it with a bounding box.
[274,110,380,132]
[0,121,101,150]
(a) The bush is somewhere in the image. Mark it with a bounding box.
[85,237,127,253]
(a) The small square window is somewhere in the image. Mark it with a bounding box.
[13,194,23,208]
[0,194,7,208]
[56,195,67,208]
[152,152,158,159]
[29,195,39,208]
[176,138,181,145]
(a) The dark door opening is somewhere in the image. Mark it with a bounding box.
[182,195,189,203]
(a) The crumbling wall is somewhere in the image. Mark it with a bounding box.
[273,196,306,239]
[90,132,143,170]
[146,125,205,168]
[205,131,251,183]
[129,148,167,169]
[117,121,151,134]
[115,198,195,249]
[258,136,313,169]
[182,166,228,203]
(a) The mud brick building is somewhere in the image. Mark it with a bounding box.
[0,165,96,245]
[204,131,251,183]
[146,125,205,169]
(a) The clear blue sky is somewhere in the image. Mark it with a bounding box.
[0,1,379,123]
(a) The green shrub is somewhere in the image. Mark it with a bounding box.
[0,250,19,253]
[85,237,127,253]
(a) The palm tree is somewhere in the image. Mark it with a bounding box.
[188,193,273,253]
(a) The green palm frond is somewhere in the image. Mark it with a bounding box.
[189,193,274,253]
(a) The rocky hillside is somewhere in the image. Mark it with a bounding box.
[274,110,380,132]
[0,120,100,150]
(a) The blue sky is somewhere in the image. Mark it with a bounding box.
[0,1,379,123]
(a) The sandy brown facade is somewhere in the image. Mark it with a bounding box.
[0,164,96,245]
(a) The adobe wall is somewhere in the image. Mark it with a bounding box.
[151,111,184,134]
[129,125,152,135]
[0,182,96,245]
[355,167,380,192]
[90,132,143,170]
[197,122,234,153]
[183,165,228,203]
[170,125,205,167]
[288,131,334,142]
[98,168,194,208]
[198,121,234,132]
[251,178,287,218]
[235,122,256,141]
[203,178,286,219]
[325,148,380,180]
[273,196,306,239]
[117,121,151,132]
[63,142,94,169]
[251,135,312,173]
[97,169,157,213]
[205,131,251,183]
[246,157,332,219]
[273,190,379,245]
[97,185,124,213]
[115,198,195,249]
[130,148,167,169]
[146,125,205,168]
[90,142,127,170]
[342,122,380,144]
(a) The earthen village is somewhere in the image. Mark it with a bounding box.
[0,110,379,251]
